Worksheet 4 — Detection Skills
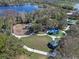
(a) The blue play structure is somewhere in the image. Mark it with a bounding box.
[47,27,59,35]
[0,4,39,16]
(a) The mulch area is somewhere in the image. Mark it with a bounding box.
[13,24,28,35]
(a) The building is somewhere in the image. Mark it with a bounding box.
[66,19,78,25]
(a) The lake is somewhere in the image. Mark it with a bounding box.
[0,4,39,16]
[74,3,79,10]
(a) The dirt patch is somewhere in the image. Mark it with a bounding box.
[15,55,30,59]
[13,24,28,35]
[38,55,47,59]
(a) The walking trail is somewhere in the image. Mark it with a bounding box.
[23,45,57,57]
[12,25,70,56]
[23,25,70,56]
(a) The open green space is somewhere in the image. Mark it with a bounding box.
[15,53,48,59]
[55,30,65,37]
[0,0,79,59]
[16,35,52,59]
[21,35,52,51]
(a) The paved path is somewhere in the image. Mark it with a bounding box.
[12,25,70,56]
[64,25,70,31]
[48,35,61,40]
[37,34,47,36]
[23,45,48,56]
[11,33,31,39]
[23,26,70,56]
[12,25,69,39]
[23,45,57,57]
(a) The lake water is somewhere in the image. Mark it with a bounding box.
[74,3,79,10]
[0,4,39,16]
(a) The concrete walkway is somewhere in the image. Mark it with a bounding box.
[11,33,31,39]
[23,45,57,57]
[12,24,70,56]
[48,35,61,40]
[23,45,48,56]
[64,25,70,31]
[37,34,47,36]
[12,25,68,39]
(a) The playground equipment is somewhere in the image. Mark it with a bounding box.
[47,27,59,35]
[47,39,60,50]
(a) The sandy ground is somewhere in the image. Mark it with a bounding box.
[15,55,30,59]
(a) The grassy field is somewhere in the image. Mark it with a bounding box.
[55,30,65,37]
[18,35,52,59]
[15,53,48,59]
[21,35,52,51]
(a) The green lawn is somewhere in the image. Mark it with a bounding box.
[55,30,65,37]
[26,52,48,59]
[38,32,45,34]
[21,35,52,51]
[15,53,48,59]
[20,35,52,59]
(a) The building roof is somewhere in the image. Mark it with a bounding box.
[67,19,78,25]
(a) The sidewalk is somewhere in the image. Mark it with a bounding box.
[11,33,30,39]
[23,45,57,57]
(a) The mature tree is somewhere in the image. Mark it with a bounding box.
[0,34,9,50]
[30,23,42,33]
[0,36,25,59]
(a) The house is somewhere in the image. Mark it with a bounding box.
[60,18,78,26]
[66,19,78,25]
